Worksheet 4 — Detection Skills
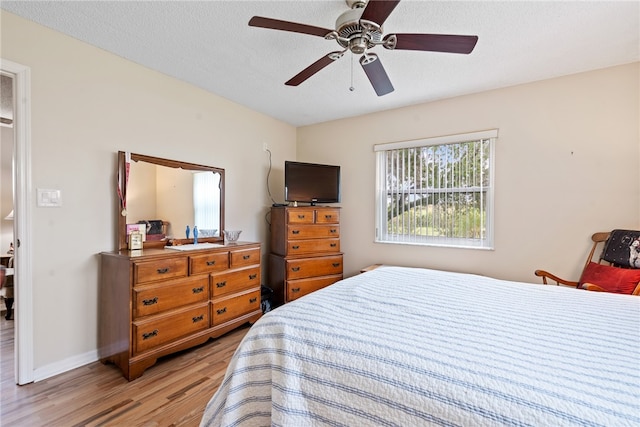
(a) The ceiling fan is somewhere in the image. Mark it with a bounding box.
[249,0,478,96]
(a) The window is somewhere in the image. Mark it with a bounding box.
[375,130,497,249]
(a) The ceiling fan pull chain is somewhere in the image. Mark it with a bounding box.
[349,53,355,92]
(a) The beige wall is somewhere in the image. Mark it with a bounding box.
[1,12,296,376]
[298,62,640,282]
[2,9,639,380]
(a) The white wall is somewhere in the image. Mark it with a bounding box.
[298,62,640,283]
[1,12,296,375]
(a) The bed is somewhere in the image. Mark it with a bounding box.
[201,266,640,426]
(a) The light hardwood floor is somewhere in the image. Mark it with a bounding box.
[0,315,250,426]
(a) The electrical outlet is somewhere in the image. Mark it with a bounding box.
[263,142,268,152]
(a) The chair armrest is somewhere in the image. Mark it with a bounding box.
[580,282,606,292]
[534,269,578,287]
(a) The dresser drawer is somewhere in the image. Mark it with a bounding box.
[210,266,261,297]
[134,258,188,284]
[287,208,315,224]
[133,303,209,354]
[315,209,340,224]
[133,276,209,318]
[287,238,340,255]
[285,255,343,280]
[230,247,261,268]
[189,252,229,275]
[211,289,261,326]
[287,224,340,240]
[287,274,343,302]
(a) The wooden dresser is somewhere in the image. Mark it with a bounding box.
[99,242,261,380]
[269,206,343,305]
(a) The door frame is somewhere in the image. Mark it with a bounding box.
[1,58,34,384]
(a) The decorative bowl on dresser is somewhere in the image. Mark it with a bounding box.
[269,206,343,306]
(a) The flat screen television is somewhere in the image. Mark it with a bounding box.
[285,161,341,205]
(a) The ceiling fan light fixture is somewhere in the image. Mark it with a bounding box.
[349,36,369,54]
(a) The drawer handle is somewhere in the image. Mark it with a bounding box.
[142,329,158,340]
[243,255,251,260]
[249,274,257,280]
[329,229,337,234]
[142,297,158,306]
[292,245,300,250]
[297,214,305,219]
[325,215,332,219]
[332,262,341,268]
[156,267,170,274]
[216,281,227,288]
[291,287,301,293]
[216,307,227,315]
[206,260,216,266]
[192,286,204,294]
[292,230,300,235]
[291,266,301,272]
[192,314,204,323]
[249,297,257,303]
[330,243,337,247]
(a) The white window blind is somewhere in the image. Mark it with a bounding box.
[374,130,496,249]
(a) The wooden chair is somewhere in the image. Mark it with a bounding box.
[535,230,640,295]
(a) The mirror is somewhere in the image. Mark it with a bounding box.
[117,151,225,250]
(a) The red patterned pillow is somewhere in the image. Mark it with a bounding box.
[579,262,640,294]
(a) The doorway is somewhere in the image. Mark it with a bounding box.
[1,59,34,385]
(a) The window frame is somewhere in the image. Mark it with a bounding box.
[374,129,497,250]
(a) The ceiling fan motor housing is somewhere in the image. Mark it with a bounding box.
[335,7,382,54]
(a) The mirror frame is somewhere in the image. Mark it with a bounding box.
[117,151,225,250]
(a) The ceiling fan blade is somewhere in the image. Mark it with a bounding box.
[249,16,333,38]
[285,52,344,86]
[360,0,401,27]
[385,33,478,54]
[360,54,394,96]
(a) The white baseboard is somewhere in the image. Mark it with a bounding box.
[33,350,99,382]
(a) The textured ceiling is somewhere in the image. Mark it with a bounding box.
[2,1,639,127]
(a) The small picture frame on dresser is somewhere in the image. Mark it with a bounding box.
[128,231,143,250]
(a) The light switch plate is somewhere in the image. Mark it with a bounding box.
[37,188,62,207]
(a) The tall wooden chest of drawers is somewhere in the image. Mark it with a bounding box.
[269,206,343,305]
[99,242,261,380]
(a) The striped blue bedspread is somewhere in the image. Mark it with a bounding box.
[201,266,640,426]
